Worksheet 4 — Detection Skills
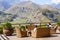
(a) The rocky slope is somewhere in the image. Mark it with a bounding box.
[0,1,60,23]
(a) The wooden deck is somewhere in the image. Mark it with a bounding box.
[7,34,60,40]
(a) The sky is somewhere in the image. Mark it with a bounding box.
[27,0,60,4]
[0,0,60,5]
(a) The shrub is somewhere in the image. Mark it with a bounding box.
[57,21,60,26]
[3,22,13,30]
[0,26,3,34]
[20,26,26,31]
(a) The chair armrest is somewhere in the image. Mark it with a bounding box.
[31,30,37,37]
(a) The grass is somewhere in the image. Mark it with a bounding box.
[38,25,46,28]
[13,19,27,23]
[19,19,27,23]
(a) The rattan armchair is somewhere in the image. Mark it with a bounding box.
[31,28,51,38]
[26,25,35,31]
[15,27,27,38]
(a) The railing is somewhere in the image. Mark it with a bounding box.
[0,34,9,40]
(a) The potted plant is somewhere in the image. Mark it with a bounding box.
[3,22,14,36]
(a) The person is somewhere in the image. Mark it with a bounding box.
[46,23,49,28]
[26,26,31,36]
[46,23,52,28]
[33,25,37,32]
[48,23,52,28]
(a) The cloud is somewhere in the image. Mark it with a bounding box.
[21,0,32,1]
[52,0,60,4]
[23,0,60,4]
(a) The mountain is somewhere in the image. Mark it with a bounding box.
[0,0,11,10]
[0,0,27,11]
[0,6,5,11]
[0,1,60,23]
[4,1,60,23]
[37,4,60,22]
[51,3,60,9]
[0,11,15,23]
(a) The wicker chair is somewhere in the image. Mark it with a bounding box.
[26,25,35,31]
[50,27,57,34]
[31,28,51,38]
[26,25,36,36]
[15,27,27,38]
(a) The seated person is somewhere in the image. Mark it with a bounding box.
[46,23,52,28]
[46,23,49,28]
[26,26,31,36]
[33,25,37,32]
[49,23,57,31]
[48,23,52,27]
[50,23,57,29]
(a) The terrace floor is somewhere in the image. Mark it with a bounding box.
[7,34,60,40]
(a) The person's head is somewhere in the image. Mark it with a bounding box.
[35,25,37,28]
[49,23,51,25]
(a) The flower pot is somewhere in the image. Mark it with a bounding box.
[3,28,14,36]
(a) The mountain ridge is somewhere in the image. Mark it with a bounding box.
[0,1,60,23]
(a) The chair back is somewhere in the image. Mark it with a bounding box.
[31,28,50,38]
[15,27,27,37]
[26,25,35,31]
[15,27,21,37]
